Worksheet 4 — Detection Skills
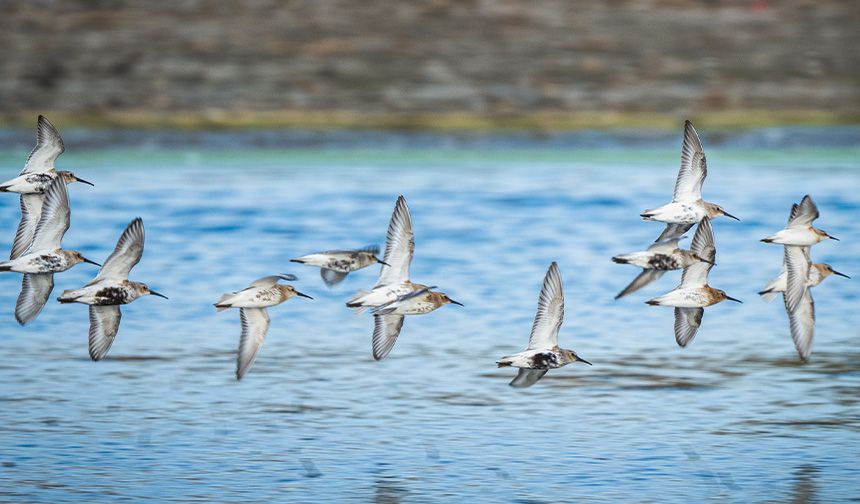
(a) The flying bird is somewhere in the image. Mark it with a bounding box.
[759,259,848,302]
[57,218,167,360]
[497,262,591,388]
[291,245,387,287]
[0,115,94,260]
[214,274,311,379]
[0,177,100,325]
[761,195,837,246]
[640,120,738,224]
[612,222,713,299]
[646,218,742,347]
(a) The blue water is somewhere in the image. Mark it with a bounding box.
[0,128,858,502]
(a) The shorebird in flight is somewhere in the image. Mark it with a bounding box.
[641,120,738,224]
[291,245,387,287]
[759,258,848,303]
[57,218,167,360]
[612,222,713,299]
[497,262,591,388]
[214,274,311,379]
[0,178,100,325]
[761,195,837,246]
[0,115,93,260]
[646,218,742,347]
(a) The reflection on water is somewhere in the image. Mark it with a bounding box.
[0,129,857,501]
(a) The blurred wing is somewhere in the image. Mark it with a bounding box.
[787,195,819,228]
[236,308,270,380]
[615,269,665,299]
[250,275,284,288]
[372,314,405,360]
[15,273,54,325]
[320,268,348,287]
[28,177,70,252]
[786,290,815,362]
[672,120,707,202]
[674,307,703,348]
[509,368,548,388]
[528,262,564,350]
[10,193,43,260]
[784,245,811,314]
[22,115,65,175]
[680,218,715,287]
[88,305,122,361]
[95,218,144,281]
[652,223,692,246]
[374,196,414,287]
[371,286,434,316]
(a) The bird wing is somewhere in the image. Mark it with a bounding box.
[374,196,414,288]
[21,115,65,175]
[15,273,54,325]
[674,307,704,348]
[88,305,122,361]
[680,218,715,287]
[615,269,666,299]
[27,177,70,253]
[371,313,405,360]
[785,289,815,362]
[784,245,811,314]
[10,193,43,260]
[787,195,819,228]
[509,368,548,388]
[652,223,693,247]
[236,307,270,380]
[95,218,144,281]
[672,120,707,202]
[320,268,348,287]
[527,262,564,350]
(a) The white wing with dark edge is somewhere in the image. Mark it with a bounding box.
[527,262,564,350]
[27,177,70,253]
[672,120,707,202]
[94,218,144,281]
[15,273,54,325]
[10,194,43,260]
[510,368,549,388]
[787,195,819,228]
[374,196,414,288]
[88,305,122,361]
[786,289,815,362]
[784,245,811,314]
[236,308,270,380]
[680,218,715,288]
[674,307,704,347]
[22,115,65,175]
[371,314,405,360]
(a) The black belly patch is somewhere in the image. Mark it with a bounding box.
[647,254,679,270]
[95,286,130,305]
[531,352,558,368]
[38,254,63,271]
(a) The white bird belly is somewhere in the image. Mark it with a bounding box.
[765,228,819,246]
[652,288,708,308]
[643,202,704,224]
[221,287,283,308]
[353,284,412,307]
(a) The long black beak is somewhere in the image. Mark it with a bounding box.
[723,211,740,221]
[827,234,839,241]
[76,177,95,187]
[150,290,168,300]
[279,273,298,281]
[725,295,743,303]
[449,299,464,307]
[378,259,391,266]
[83,257,102,267]
[832,270,850,279]
[296,291,313,300]
[576,356,593,366]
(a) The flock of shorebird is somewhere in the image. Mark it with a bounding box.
[0,116,848,386]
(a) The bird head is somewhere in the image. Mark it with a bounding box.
[59,171,94,187]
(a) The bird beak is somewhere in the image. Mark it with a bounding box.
[279,273,298,281]
[827,234,839,241]
[76,177,95,187]
[150,290,169,300]
[448,299,464,306]
[576,356,593,366]
[725,295,743,303]
[832,270,850,279]
[296,291,314,300]
[722,211,740,221]
[378,258,391,266]
[83,257,102,267]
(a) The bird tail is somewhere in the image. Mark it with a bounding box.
[0,262,12,272]
[214,293,234,312]
[611,256,629,264]
[56,289,79,304]
[758,289,778,303]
